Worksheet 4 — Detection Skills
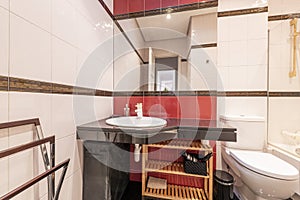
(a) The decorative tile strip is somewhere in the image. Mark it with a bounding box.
[268,13,300,21]
[0,75,8,91]
[218,6,268,17]
[269,92,300,97]
[5,76,112,96]
[217,91,268,97]
[114,0,218,20]
[9,77,52,93]
[191,43,217,49]
[52,83,74,94]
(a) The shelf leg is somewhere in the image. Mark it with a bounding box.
[209,155,213,200]
[142,145,148,197]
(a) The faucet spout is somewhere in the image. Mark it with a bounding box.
[135,103,143,118]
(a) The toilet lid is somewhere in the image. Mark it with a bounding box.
[230,149,299,180]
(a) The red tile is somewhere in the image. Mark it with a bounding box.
[113,96,128,116]
[197,96,216,120]
[113,0,128,15]
[145,0,161,10]
[128,96,143,116]
[129,0,145,13]
[143,96,161,117]
[179,0,198,5]
[162,0,178,8]
[178,96,199,119]
[160,96,179,118]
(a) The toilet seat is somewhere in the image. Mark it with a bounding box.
[229,149,299,180]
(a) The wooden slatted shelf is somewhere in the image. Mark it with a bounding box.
[145,160,209,178]
[144,184,207,200]
[146,139,212,151]
[142,139,213,200]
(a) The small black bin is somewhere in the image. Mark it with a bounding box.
[213,170,234,200]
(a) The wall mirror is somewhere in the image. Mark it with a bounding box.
[112,1,218,92]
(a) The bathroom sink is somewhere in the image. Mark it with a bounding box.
[105,116,167,128]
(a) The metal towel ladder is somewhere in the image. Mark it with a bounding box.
[0,118,70,200]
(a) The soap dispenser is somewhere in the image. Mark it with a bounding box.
[124,104,130,116]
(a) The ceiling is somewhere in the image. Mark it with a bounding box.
[136,7,216,42]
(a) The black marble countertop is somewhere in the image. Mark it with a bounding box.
[77,117,237,144]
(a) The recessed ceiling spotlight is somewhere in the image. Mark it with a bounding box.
[166,8,173,20]
[166,13,171,19]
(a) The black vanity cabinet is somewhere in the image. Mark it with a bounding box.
[83,141,130,200]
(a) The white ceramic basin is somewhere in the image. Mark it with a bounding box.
[105,116,167,128]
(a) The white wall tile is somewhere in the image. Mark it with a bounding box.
[52,37,77,85]
[247,65,267,90]
[0,157,8,197]
[0,7,8,76]
[228,66,248,90]
[0,93,8,197]
[51,95,75,139]
[268,0,283,16]
[217,17,230,42]
[55,134,80,178]
[229,15,247,41]
[269,21,282,45]
[268,97,300,143]
[9,92,52,137]
[220,97,267,118]
[8,151,34,200]
[58,169,82,200]
[247,13,268,40]
[0,92,8,123]
[10,14,51,81]
[94,97,113,120]
[0,0,9,10]
[217,67,230,91]
[229,41,247,66]
[103,0,113,12]
[96,63,113,91]
[10,0,51,31]
[282,0,300,15]
[52,0,77,47]
[217,42,230,66]
[247,39,267,66]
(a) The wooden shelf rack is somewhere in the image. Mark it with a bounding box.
[142,139,213,200]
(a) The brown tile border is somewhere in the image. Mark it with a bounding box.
[218,6,268,17]
[114,0,218,20]
[269,92,300,97]
[191,43,217,49]
[0,76,112,97]
[9,77,52,94]
[0,75,8,91]
[268,13,300,21]
[217,91,268,97]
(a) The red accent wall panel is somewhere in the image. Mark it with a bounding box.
[143,96,161,117]
[178,96,198,119]
[197,96,216,120]
[162,0,179,8]
[114,0,128,15]
[160,96,179,118]
[128,96,143,116]
[145,0,161,10]
[179,0,198,4]
[129,0,145,13]
[113,96,128,116]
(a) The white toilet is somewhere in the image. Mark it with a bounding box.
[220,114,299,200]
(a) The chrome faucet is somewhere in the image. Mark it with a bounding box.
[135,103,143,118]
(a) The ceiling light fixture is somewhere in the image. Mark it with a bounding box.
[166,8,173,20]
[166,13,171,19]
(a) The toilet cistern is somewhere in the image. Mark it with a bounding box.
[135,103,143,118]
